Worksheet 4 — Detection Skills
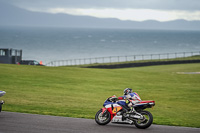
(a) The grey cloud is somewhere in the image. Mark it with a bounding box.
[2,0,200,11]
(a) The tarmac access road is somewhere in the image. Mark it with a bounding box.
[0,111,199,133]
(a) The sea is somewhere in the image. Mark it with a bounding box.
[0,26,200,65]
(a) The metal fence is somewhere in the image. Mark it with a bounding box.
[45,51,200,67]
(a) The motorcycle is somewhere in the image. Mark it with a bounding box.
[0,91,6,112]
[95,93,155,129]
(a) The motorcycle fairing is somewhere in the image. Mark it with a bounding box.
[103,100,113,107]
[139,100,155,104]
[117,100,127,106]
[134,100,155,109]
[135,100,155,106]
[102,103,123,120]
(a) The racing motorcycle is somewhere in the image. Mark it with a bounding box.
[0,91,6,112]
[95,93,155,129]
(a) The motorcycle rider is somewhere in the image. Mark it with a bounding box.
[109,88,142,121]
[109,88,142,113]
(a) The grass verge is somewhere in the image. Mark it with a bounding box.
[0,63,200,127]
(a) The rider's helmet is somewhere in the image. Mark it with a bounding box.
[123,88,132,95]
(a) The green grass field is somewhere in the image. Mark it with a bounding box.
[0,63,200,127]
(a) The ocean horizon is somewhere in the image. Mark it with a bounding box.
[0,26,200,64]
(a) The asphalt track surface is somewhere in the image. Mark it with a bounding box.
[0,111,199,133]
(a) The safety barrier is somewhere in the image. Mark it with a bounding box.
[46,51,200,67]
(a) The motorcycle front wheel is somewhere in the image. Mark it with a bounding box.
[95,109,111,125]
[134,110,153,129]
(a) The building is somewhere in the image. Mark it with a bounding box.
[0,48,22,64]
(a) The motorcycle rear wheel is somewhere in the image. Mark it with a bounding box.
[134,110,153,129]
[95,109,111,125]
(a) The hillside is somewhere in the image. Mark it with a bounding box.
[0,1,200,30]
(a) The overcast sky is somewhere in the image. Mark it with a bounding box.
[2,0,200,22]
